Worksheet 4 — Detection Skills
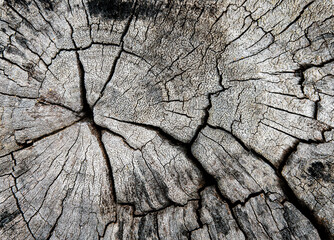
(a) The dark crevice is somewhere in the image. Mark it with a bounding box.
[277,149,333,240]
[277,141,300,174]
[99,126,138,151]
[295,58,334,96]
[103,116,186,146]
[10,152,17,166]
[207,124,332,239]
[194,187,205,229]
[92,47,123,108]
[92,1,137,108]
[231,191,265,208]
[314,99,320,120]
[212,184,249,240]
[117,199,198,218]
[280,182,333,239]
[45,190,70,240]
[295,65,308,96]
[14,118,83,149]
[76,52,92,118]
[11,185,36,239]
[278,1,314,35]
[187,91,224,148]
[155,213,161,240]
[76,51,117,205]
[184,149,216,194]
[88,122,118,203]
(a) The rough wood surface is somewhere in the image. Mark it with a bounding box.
[0,0,333,239]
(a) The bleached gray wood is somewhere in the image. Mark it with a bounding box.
[283,136,334,236]
[0,94,80,156]
[233,193,321,240]
[198,187,246,240]
[192,126,284,203]
[2,122,116,240]
[102,201,200,240]
[0,0,333,239]
[102,127,203,214]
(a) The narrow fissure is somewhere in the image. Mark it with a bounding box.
[8,154,35,238]
[93,47,123,108]
[296,58,334,97]
[71,8,332,238]
[215,124,332,239]
[92,0,138,109]
[18,118,84,147]
[10,179,36,240]
[314,99,319,120]
[45,190,70,240]
[277,150,332,240]
[206,123,332,239]
[75,53,332,238]
[212,184,249,240]
[76,52,117,204]
[194,187,204,229]
[2,1,333,239]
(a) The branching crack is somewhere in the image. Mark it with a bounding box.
[206,124,332,239]
[75,50,117,206]
[295,58,334,97]
[10,175,36,240]
[278,1,315,35]
[1,1,333,239]
[92,47,123,108]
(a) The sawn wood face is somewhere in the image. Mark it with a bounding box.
[0,0,333,239]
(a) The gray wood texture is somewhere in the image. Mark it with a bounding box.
[0,0,333,239]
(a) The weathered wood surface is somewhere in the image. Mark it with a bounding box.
[0,0,333,239]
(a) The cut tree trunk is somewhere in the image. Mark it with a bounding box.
[0,0,333,239]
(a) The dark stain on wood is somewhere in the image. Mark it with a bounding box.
[307,161,332,182]
[5,0,54,11]
[0,210,20,228]
[87,0,162,20]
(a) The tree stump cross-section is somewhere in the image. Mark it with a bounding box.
[0,0,333,239]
